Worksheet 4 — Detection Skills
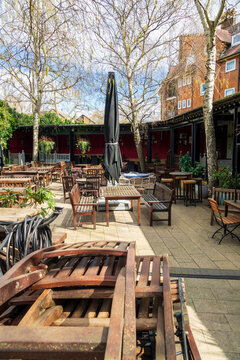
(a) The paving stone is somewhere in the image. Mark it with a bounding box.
[49,184,240,359]
[192,299,228,314]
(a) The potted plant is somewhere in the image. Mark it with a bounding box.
[179,152,192,172]
[39,136,55,154]
[76,138,91,156]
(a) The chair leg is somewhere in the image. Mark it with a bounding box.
[73,214,77,230]
[168,209,171,226]
[93,208,96,229]
[210,211,214,226]
[150,206,153,226]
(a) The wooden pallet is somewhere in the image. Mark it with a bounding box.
[0,241,201,360]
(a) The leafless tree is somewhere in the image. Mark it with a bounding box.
[88,0,186,171]
[194,0,226,190]
[0,0,84,160]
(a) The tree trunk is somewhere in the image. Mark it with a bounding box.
[133,126,146,172]
[32,104,40,161]
[203,31,218,193]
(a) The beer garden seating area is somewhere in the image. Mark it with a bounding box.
[0,159,239,359]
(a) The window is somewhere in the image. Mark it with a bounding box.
[200,83,206,96]
[186,54,195,64]
[224,88,235,97]
[187,98,191,107]
[187,76,191,85]
[178,101,181,109]
[232,34,240,46]
[178,79,182,88]
[225,59,236,72]
[182,78,187,86]
[182,100,186,108]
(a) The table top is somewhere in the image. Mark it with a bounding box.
[100,185,141,198]
[224,200,240,209]
[0,208,40,224]
[123,172,150,178]
[169,172,192,176]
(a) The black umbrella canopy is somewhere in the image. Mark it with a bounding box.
[103,72,122,182]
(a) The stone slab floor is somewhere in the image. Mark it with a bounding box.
[51,183,240,360]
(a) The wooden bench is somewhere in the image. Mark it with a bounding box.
[69,183,98,230]
[210,187,240,225]
[1,171,40,189]
[0,177,32,188]
[142,182,174,226]
[0,242,201,359]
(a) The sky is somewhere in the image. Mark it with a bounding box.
[1,0,240,122]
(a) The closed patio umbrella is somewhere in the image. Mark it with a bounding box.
[103,72,122,182]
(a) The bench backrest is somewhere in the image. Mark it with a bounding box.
[212,187,240,205]
[1,172,39,182]
[69,184,80,209]
[0,178,31,188]
[154,182,174,202]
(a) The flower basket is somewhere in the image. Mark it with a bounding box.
[76,138,91,156]
[39,136,55,154]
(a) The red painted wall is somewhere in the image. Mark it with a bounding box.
[57,135,69,153]
[175,126,192,156]
[151,131,171,160]
[9,130,33,154]
[9,127,205,162]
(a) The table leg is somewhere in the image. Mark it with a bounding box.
[106,199,109,227]
[138,198,141,226]
[131,200,133,212]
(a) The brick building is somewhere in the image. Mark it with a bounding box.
[160,18,240,121]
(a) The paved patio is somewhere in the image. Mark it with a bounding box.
[51,183,240,360]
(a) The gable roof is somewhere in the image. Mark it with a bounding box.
[216,28,231,43]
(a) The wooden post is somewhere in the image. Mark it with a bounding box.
[147,124,152,163]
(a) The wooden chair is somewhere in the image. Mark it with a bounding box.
[69,184,98,229]
[62,176,75,203]
[142,182,174,226]
[208,198,240,244]
[52,161,66,182]
[210,187,240,225]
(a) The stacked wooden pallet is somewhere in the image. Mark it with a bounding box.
[0,241,201,359]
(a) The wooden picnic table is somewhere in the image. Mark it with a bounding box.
[100,185,141,226]
[0,208,40,225]
[224,200,240,216]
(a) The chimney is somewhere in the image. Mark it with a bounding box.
[221,9,236,30]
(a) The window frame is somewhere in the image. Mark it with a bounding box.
[182,99,186,109]
[187,98,191,108]
[225,59,236,73]
[187,76,191,85]
[178,79,182,88]
[232,34,240,47]
[224,88,235,97]
[178,100,181,109]
[182,77,187,86]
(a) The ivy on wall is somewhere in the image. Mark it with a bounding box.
[0,101,75,148]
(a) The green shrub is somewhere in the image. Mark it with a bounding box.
[213,167,240,189]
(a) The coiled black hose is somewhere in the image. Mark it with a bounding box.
[0,206,63,274]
